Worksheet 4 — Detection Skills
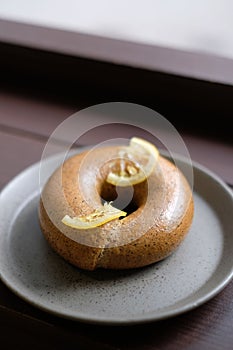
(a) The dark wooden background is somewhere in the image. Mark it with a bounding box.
[0,42,233,349]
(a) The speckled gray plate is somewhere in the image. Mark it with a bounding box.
[0,151,233,325]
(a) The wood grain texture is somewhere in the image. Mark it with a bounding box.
[0,131,45,188]
[1,88,232,184]
[1,42,233,143]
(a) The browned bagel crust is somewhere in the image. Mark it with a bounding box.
[39,147,194,270]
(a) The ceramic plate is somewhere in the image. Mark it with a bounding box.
[0,150,233,325]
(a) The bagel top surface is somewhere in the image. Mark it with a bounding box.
[40,142,194,250]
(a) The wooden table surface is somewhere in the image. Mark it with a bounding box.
[1,76,233,349]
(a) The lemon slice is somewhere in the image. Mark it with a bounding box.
[107,137,159,186]
[62,202,127,229]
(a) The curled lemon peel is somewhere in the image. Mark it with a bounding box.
[106,137,159,187]
[62,202,127,230]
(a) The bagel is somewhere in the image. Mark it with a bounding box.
[39,139,194,270]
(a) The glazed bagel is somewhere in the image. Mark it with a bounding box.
[39,143,194,270]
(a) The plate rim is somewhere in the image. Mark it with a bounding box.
[0,151,233,325]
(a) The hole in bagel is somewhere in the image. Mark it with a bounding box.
[99,181,148,217]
